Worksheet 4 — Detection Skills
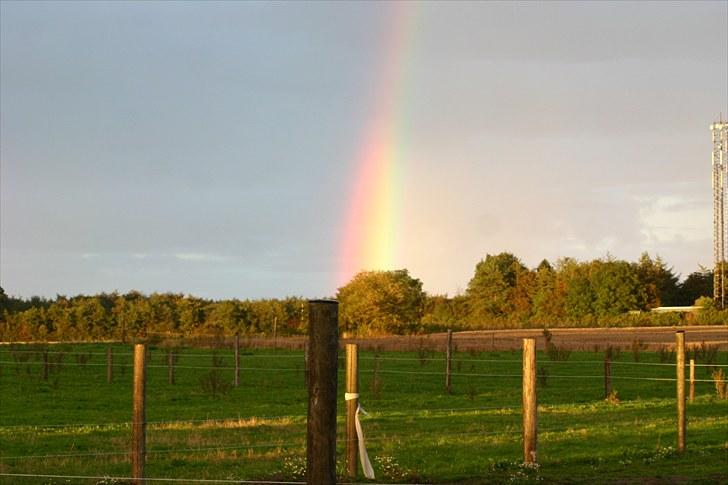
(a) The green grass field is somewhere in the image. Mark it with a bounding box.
[0,343,726,484]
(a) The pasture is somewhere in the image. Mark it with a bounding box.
[0,339,726,484]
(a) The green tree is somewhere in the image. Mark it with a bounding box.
[337,269,425,335]
[465,253,528,323]
[636,252,680,308]
[678,268,713,305]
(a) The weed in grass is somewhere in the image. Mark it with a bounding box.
[490,460,542,484]
[605,389,620,405]
[74,352,92,366]
[467,383,477,401]
[199,352,232,398]
[657,346,674,363]
[692,341,719,370]
[537,365,549,388]
[643,446,677,464]
[605,345,621,360]
[631,339,647,362]
[543,329,571,361]
[711,368,727,399]
[281,455,306,480]
[417,339,433,366]
[374,455,411,481]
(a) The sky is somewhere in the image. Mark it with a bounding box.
[1,1,727,300]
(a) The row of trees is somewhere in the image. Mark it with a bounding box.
[0,252,723,340]
[0,289,307,342]
[337,253,719,334]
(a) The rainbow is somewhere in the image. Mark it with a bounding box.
[338,5,417,285]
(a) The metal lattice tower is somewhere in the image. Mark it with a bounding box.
[711,117,728,308]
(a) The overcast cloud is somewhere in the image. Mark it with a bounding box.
[1,1,726,299]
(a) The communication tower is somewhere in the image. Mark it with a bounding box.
[712,117,728,308]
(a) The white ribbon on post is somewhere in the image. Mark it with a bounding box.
[344,392,375,479]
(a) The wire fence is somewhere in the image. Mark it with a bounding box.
[1,341,727,483]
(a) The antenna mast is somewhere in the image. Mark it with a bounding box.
[711,116,728,308]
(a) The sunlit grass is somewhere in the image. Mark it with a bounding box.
[0,344,726,483]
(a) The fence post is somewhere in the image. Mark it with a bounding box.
[346,343,359,478]
[676,331,686,453]
[445,329,453,394]
[273,317,278,349]
[107,347,113,384]
[132,344,147,485]
[604,353,611,399]
[304,342,310,387]
[234,334,240,387]
[167,349,175,385]
[306,300,339,485]
[43,349,49,381]
[522,338,537,464]
[689,358,695,403]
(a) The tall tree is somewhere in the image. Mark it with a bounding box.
[337,269,425,335]
[636,252,680,308]
[466,253,528,323]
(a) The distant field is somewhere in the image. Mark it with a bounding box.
[0,342,726,484]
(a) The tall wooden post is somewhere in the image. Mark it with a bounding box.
[604,354,612,399]
[346,343,359,478]
[107,347,113,384]
[676,331,686,453]
[167,349,175,385]
[42,350,49,381]
[306,300,339,485]
[132,344,147,484]
[689,358,695,403]
[273,317,278,349]
[522,338,537,464]
[445,329,453,394]
[234,335,240,387]
[304,343,310,387]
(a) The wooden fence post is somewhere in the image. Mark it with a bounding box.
[445,329,453,394]
[689,358,695,403]
[234,334,240,388]
[273,317,278,349]
[304,343,310,387]
[43,350,49,381]
[676,331,686,453]
[604,353,611,399]
[306,300,339,485]
[107,347,113,384]
[346,343,359,478]
[132,343,147,485]
[522,338,537,464]
[167,349,175,385]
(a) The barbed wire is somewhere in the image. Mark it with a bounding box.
[0,473,433,485]
[0,473,304,484]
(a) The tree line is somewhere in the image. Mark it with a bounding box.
[0,252,724,341]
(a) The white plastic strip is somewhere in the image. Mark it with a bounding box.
[344,393,375,479]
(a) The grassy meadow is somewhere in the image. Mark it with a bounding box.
[0,342,726,484]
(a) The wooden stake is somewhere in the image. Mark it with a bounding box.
[689,358,695,403]
[522,338,537,464]
[445,329,453,394]
[604,353,611,399]
[273,317,278,349]
[132,344,147,485]
[234,334,240,387]
[676,331,686,453]
[43,350,49,381]
[167,349,175,385]
[107,347,113,384]
[346,343,359,478]
[306,300,339,485]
